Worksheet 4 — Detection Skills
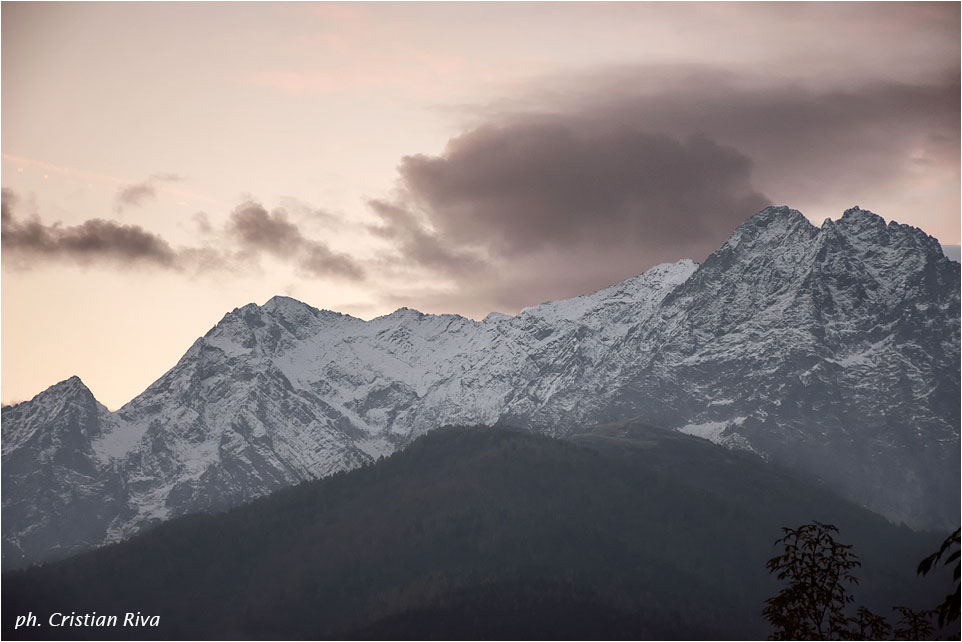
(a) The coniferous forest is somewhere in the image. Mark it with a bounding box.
[2,424,952,640]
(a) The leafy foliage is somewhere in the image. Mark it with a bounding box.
[891,606,935,640]
[850,606,892,640]
[763,522,861,639]
[764,523,959,640]
[916,527,960,629]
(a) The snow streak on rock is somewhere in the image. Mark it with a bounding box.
[2,206,958,568]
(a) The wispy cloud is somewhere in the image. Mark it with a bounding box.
[114,173,185,212]
[367,199,486,277]
[1,154,220,207]
[2,189,364,281]
[3,188,179,269]
[226,201,364,280]
[115,181,157,211]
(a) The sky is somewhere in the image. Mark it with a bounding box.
[1,2,959,410]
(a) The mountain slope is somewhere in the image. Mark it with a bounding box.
[2,205,958,568]
[2,426,950,640]
[0,377,127,567]
[604,207,960,528]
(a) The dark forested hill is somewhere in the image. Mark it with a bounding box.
[2,425,951,640]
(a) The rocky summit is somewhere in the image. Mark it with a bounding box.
[3,205,959,569]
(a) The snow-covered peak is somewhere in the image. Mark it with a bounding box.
[45,375,92,397]
[633,258,699,284]
[517,258,699,325]
[821,206,950,277]
[833,206,890,239]
[840,205,885,223]
[261,295,317,316]
[717,205,817,255]
[483,311,513,323]
[1,375,109,458]
[261,296,359,326]
[3,203,959,569]
[747,205,814,230]
[376,307,426,323]
[206,303,264,338]
[9,375,97,410]
[586,259,699,310]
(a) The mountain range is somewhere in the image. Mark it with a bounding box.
[3,205,959,569]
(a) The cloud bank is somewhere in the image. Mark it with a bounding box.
[549,71,960,211]
[368,65,959,316]
[370,121,769,313]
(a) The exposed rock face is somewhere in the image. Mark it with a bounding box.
[3,205,958,568]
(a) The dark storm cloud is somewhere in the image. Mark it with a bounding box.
[372,120,770,313]
[470,65,960,223]
[557,72,960,204]
[2,189,364,281]
[372,65,959,315]
[226,201,364,280]
[398,124,768,257]
[3,188,178,268]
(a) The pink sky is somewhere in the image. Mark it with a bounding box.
[2,2,959,409]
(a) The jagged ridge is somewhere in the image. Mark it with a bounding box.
[2,205,959,568]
